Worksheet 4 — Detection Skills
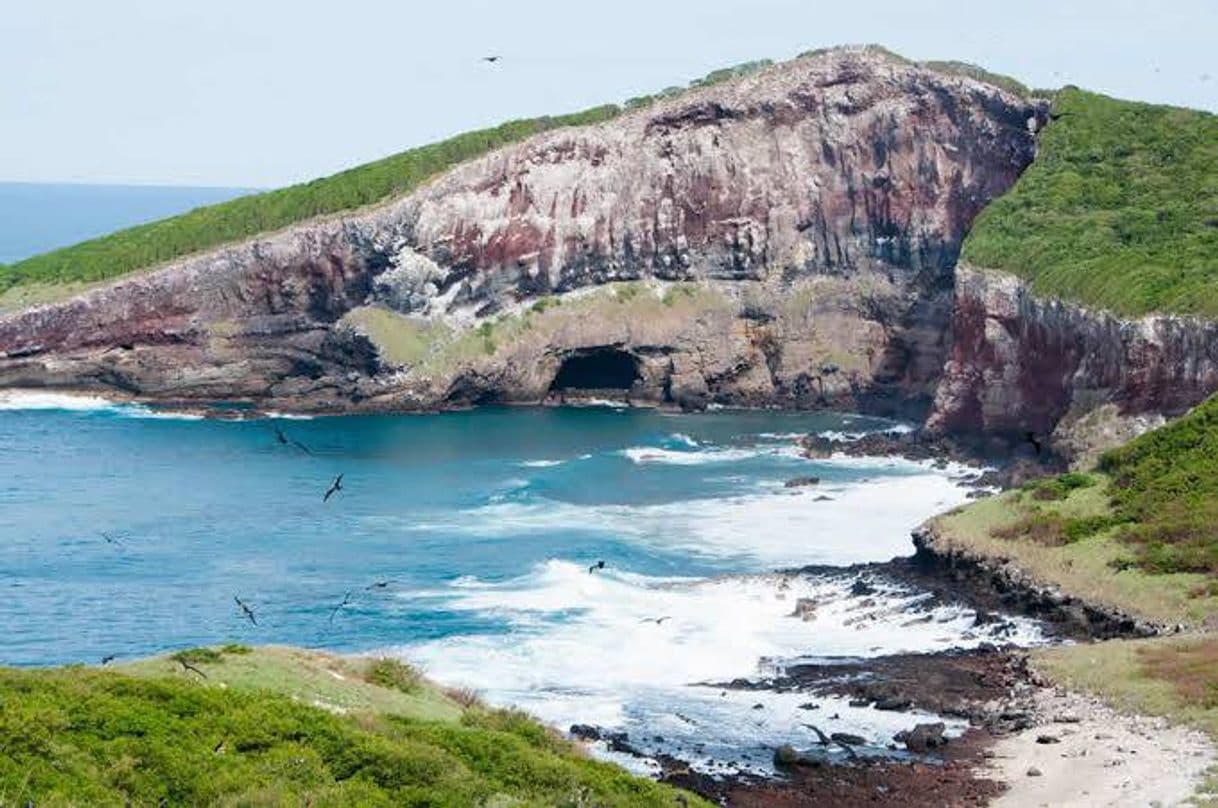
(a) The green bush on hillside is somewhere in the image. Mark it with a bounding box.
[1099,394,1218,575]
[963,88,1218,317]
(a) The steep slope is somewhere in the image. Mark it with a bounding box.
[0,47,1043,415]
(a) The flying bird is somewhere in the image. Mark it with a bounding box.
[234,595,258,627]
[101,654,117,666]
[482,55,501,64]
[323,474,344,503]
[329,590,355,624]
[588,560,606,574]
[101,531,124,547]
[640,616,671,625]
[365,580,397,591]
[274,427,313,454]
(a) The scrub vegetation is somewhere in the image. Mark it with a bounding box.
[962,88,1218,317]
[0,646,705,807]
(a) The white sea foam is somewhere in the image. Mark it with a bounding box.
[667,432,699,448]
[619,444,796,466]
[401,561,1041,773]
[520,459,566,468]
[0,390,203,420]
[396,460,973,568]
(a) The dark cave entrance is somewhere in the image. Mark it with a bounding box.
[550,348,642,393]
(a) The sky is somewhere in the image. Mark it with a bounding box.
[3,0,1215,188]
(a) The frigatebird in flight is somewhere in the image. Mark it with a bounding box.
[323,474,344,503]
[274,426,313,454]
[482,55,501,64]
[234,595,258,627]
[329,590,355,625]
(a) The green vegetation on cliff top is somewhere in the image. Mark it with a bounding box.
[962,87,1218,317]
[0,645,704,807]
[0,46,1037,297]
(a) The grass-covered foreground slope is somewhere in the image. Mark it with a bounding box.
[0,645,705,807]
[962,87,1218,317]
[932,394,1218,625]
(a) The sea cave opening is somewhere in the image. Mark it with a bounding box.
[550,348,642,393]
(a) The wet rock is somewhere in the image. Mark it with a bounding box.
[831,732,867,747]
[850,579,876,597]
[894,722,946,754]
[790,598,818,621]
[773,744,823,768]
[1027,766,1043,777]
[849,699,871,707]
[784,476,821,488]
[1036,734,1061,744]
[874,696,914,711]
[797,702,820,710]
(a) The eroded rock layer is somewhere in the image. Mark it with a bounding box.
[928,265,1218,459]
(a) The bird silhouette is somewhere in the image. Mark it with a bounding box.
[640,616,671,625]
[365,580,397,591]
[234,595,258,627]
[482,55,501,63]
[101,531,124,547]
[323,474,344,502]
[101,654,117,666]
[274,427,313,454]
[588,560,606,574]
[329,590,354,624]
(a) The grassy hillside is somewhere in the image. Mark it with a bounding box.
[1099,393,1218,577]
[932,394,1218,624]
[0,645,704,807]
[962,88,1218,317]
[0,106,621,295]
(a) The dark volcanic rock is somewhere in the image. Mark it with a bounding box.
[895,722,947,753]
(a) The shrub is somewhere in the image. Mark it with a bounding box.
[363,658,423,694]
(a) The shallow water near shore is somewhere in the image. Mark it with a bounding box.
[0,395,1041,773]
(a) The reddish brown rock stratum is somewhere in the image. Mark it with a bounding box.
[0,48,1044,418]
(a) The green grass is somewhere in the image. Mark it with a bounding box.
[1098,393,1218,576]
[962,87,1218,316]
[0,105,621,295]
[0,646,706,807]
[932,472,1218,625]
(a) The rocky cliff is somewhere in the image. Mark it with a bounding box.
[0,47,1044,416]
[927,264,1218,462]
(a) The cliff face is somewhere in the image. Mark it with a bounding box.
[928,265,1218,456]
[0,48,1043,415]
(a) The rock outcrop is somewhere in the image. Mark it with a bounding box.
[927,264,1218,458]
[0,47,1044,416]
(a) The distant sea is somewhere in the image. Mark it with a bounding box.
[0,182,258,264]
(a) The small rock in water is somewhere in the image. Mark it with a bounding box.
[789,598,818,621]
[894,722,946,753]
[831,732,866,746]
[1036,734,1061,745]
[874,696,913,711]
[850,578,876,596]
[784,476,820,488]
[849,698,870,707]
[798,702,820,710]
[752,703,765,710]
[1027,766,1043,777]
